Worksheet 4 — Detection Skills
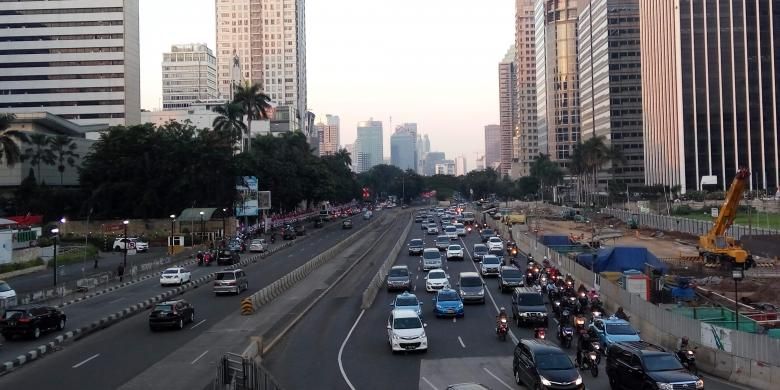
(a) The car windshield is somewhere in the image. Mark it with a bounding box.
[437,237,449,243]
[162,269,179,274]
[2,310,25,319]
[461,277,482,287]
[389,268,409,277]
[154,304,173,312]
[445,227,456,232]
[606,323,637,335]
[410,239,423,246]
[488,249,503,256]
[0,282,11,292]
[483,257,500,265]
[502,269,523,278]
[251,240,263,245]
[517,294,544,305]
[428,271,446,279]
[474,246,487,253]
[437,292,459,301]
[644,354,685,371]
[396,297,418,307]
[489,238,501,243]
[448,245,461,251]
[535,353,575,370]
[423,251,440,260]
[482,229,494,235]
[393,317,422,330]
[215,272,236,280]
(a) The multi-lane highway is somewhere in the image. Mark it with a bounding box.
[267,210,748,390]
[0,215,373,389]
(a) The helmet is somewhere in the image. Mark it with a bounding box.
[681,336,689,343]
[543,255,548,260]
[499,306,506,312]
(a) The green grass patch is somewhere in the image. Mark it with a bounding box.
[0,258,45,274]
[49,244,99,267]
[681,212,780,230]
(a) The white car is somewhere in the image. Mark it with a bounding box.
[113,237,149,252]
[0,280,17,308]
[387,309,428,352]
[444,225,458,240]
[427,224,439,235]
[249,239,266,253]
[160,267,191,286]
[446,244,464,260]
[480,255,502,277]
[454,223,466,236]
[487,236,504,251]
[425,269,450,292]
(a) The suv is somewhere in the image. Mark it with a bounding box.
[511,287,548,327]
[498,266,524,292]
[216,250,240,266]
[435,235,450,250]
[606,341,704,390]
[0,305,66,340]
[513,338,583,389]
[213,269,248,295]
[0,280,17,308]
[387,309,428,353]
[113,237,149,252]
[386,265,412,292]
[480,228,495,242]
[457,272,485,304]
[408,238,424,255]
[421,248,444,271]
[148,299,194,331]
[472,244,488,262]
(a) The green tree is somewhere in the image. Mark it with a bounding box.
[0,113,29,167]
[232,82,272,151]
[49,135,80,185]
[22,133,55,185]
[530,153,563,201]
[212,102,246,142]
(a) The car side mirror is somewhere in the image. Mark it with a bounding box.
[432,298,436,303]
[423,323,428,328]
[390,302,394,307]
[386,325,391,330]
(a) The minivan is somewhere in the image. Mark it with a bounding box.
[421,248,443,271]
[213,269,248,295]
[457,272,485,304]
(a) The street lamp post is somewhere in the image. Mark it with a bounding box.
[122,220,129,267]
[222,208,227,239]
[732,267,744,330]
[51,228,59,287]
[170,214,176,235]
[199,211,205,244]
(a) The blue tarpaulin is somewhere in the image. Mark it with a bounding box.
[539,234,572,246]
[576,246,669,274]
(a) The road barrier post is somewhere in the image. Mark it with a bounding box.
[241,297,254,315]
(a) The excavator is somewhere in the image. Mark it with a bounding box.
[697,168,755,269]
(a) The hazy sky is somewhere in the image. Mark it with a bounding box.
[140,0,515,167]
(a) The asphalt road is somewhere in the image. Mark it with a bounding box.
[0,215,370,386]
[268,211,749,390]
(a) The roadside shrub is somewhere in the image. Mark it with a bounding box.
[0,258,45,274]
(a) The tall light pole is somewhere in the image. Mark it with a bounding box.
[170,214,176,235]
[51,228,59,287]
[222,208,227,239]
[122,220,129,267]
[199,211,205,244]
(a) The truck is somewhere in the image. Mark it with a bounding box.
[462,211,476,225]
[503,213,526,226]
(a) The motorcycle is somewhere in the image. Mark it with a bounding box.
[496,318,509,341]
[534,327,546,340]
[677,348,698,375]
[579,349,600,377]
[525,271,535,286]
[574,315,587,333]
[552,300,563,318]
[578,292,589,311]
[539,276,548,293]
[558,325,574,349]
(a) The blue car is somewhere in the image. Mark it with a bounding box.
[589,317,641,349]
[432,288,464,318]
[392,292,423,317]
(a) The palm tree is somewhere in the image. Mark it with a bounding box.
[0,113,29,167]
[212,102,246,142]
[232,81,272,151]
[49,135,80,185]
[530,153,563,201]
[334,148,352,168]
[22,133,55,184]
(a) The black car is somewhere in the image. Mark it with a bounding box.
[498,266,525,292]
[606,341,704,390]
[408,238,424,255]
[149,299,195,331]
[473,244,488,262]
[216,249,240,266]
[511,287,549,327]
[342,219,353,229]
[282,226,296,240]
[513,338,583,389]
[480,229,495,242]
[0,306,66,340]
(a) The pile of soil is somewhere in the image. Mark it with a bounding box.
[746,282,780,305]
[715,278,760,292]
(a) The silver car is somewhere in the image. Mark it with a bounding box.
[213,269,248,295]
[421,248,443,271]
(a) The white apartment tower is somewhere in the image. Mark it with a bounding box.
[162,43,218,110]
[316,114,340,156]
[215,0,307,119]
[0,0,140,127]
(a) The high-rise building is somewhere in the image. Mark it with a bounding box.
[316,114,340,156]
[391,126,417,172]
[423,152,446,176]
[515,0,538,177]
[475,155,486,171]
[641,0,780,192]
[579,0,644,189]
[435,160,456,176]
[484,124,502,169]
[499,46,517,177]
[535,0,580,167]
[417,134,431,174]
[0,0,140,130]
[215,0,307,123]
[455,156,468,176]
[355,120,383,173]
[162,44,218,110]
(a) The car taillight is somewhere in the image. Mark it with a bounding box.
[18,317,31,323]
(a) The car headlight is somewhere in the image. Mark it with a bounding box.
[540,377,552,386]
[696,379,704,389]
[656,383,673,390]
[575,375,583,385]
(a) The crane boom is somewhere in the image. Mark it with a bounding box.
[697,168,753,268]
[709,168,750,237]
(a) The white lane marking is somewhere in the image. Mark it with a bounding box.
[338,309,365,390]
[72,353,100,368]
[287,254,293,258]
[421,376,438,390]
[458,336,466,348]
[460,239,519,345]
[190,319,207,329]
[483,367,514,390]
[189,350,209,365]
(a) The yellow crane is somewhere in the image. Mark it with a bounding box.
[697,168,755,269]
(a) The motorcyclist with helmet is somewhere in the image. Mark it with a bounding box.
[496,307,509,325]
[576,327,601,367]
[615,307,630,321]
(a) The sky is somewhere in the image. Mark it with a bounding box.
[139,0,515,169]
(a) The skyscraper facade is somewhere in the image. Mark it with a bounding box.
[355,120,383,173]
[640,0,780,192]
[315,114,340,156]
[162,44,218,110]
[579,0,644,188]
[423,152,446,176]
[535,0,580,168]
[499,46,517,177]
[391,126,417,172]
[0,0,140,128]
[515,0,538,177]
[215,0,306,118]
[484,124,502,169]
[455,155,468,176]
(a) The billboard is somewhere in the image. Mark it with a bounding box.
[259,191,272,210]
[235,176,259,217]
